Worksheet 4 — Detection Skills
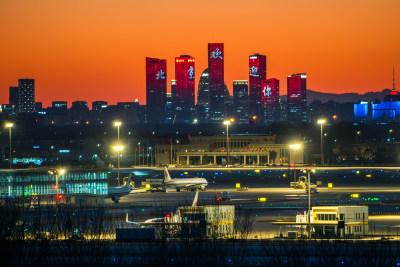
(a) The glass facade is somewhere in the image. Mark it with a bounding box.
[249,54,267,118]
[354,102,369,119]
[146,57,167,124]
[372,101,400,120]
[0,170,108,197]
[175,55,195,123]
[287,73,307,122]
[18,79,35,114]
[208,43,225,122]
[260,78,279,122]
[233,80,249,124]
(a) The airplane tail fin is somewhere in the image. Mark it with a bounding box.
[126,213,140,226]
[192,191,199,207]
[164,167,172,182]
[124,173,132,187]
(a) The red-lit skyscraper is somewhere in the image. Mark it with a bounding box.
[249,54,266,119]
[175,55,195,123]
[146,57,167,124]
[287,73,307,122]
[208,43,225,122]
[260,78,279,122]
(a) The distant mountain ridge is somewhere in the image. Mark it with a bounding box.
[280,89,392,103]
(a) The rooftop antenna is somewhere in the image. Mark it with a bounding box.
[393,67,396,91]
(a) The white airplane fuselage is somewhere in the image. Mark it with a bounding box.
[164,178,208,190]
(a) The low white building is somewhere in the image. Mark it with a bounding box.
[166,205,235,238]
[296,206,368,238]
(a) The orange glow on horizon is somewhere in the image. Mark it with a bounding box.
[0,0,399,108]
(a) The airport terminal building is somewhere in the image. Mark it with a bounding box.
[0,169,107,203]
[155,135,306,166]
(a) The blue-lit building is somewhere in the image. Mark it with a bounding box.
[354,101,400,122]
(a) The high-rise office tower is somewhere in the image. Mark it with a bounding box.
[9,86,19,106]
[92,101,108,112]
[249,54,266,118]
[208,43,225,122]
[168,80,176,123]
[233,80,249,124]
[146,57,167,124]
[171,80,176,106]
[175,55,195,123]
[287,73,307,122]
[260,78,279,122]
[17,79,35,113]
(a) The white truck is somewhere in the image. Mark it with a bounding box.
[290,176,317,190]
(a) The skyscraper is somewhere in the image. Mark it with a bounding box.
[146,57,167,124]
[17,79,35,114]
[287,73,307,122]
[260,78,279,122]
[9,86,18,106]
[197,68,231,123]
[249,54,266,118]
[233,81,249,124]
[175,55,195,123]
[208,43,225,122]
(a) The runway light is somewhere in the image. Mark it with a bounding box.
[328,183,333,189]
[258,197,267,202]
[145,184,151,190]
[351,194,359,199]
[365,174,372,178]
[356,171,360,174]
[255,169,260,173]
[236,183,241,189]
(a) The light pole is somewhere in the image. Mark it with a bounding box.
[223,119,234,167]
[114,121,122,141]
[170,140,173,165]
[303,167,315,238]
[49,168,65,204]
[5,123,13,170]
[289,144,301,183]
[317,119,326,165]
[356,131,361,144]
[113,145,123,186]
[138,142,141,166]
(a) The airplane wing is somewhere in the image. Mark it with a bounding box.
[129,188,147,194]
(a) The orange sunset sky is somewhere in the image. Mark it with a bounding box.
[1,0,399,108]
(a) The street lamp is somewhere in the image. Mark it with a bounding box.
[5,123,13,170]
[356,131,361,144]
[114,121,122,139]
[48,168,65,203]
[223,118,234,167]
[289,144,301,183]
[317,119,326,165]
[113,145,123,186]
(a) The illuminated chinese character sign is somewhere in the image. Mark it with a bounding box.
[261,78,279,106]
[146,57,167,123]
[249,54,266,112]
[287,74,306,104]
[208,43,224,121]
[175,56,195,108]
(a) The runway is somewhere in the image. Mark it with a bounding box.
[105,167,400,237]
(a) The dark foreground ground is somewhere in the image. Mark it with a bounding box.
[1,239,400,266]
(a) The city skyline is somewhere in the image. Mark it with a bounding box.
[0,0,399,108]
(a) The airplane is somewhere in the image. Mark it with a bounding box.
[163,167,208,192]
[126,191,199,226]
[108,174,144,203]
